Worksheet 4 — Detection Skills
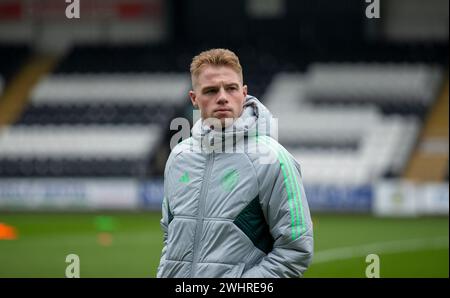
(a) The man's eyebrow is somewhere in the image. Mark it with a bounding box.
[201,82,240,92]
[201,85,219,92]
[225,83,239,88]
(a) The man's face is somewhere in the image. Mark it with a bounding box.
[189,65,247,128]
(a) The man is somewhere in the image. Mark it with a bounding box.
[157,49,313,278]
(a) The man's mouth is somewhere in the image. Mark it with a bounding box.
[214,108,232,112]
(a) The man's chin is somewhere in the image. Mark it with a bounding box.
[203,116,234,129]
[213,113,234,127]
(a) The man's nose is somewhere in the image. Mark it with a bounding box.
[216,87,228,104]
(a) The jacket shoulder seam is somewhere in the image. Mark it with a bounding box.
[166,138,193,173]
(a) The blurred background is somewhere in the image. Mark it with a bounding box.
[0,0,448,277]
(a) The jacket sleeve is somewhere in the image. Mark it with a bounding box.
[156,149,177,278]
[242,151,314,278]
[156,196,169,278]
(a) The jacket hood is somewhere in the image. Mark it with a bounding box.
[191,95,275,149]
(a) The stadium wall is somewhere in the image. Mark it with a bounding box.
[0,178,447,216]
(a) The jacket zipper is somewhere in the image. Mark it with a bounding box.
[190,151,214,277]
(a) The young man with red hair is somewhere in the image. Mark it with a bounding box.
[157,49,313,278]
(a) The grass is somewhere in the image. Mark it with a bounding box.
[0,212,447,278]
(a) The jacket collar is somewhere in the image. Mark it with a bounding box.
[191,95,275,152]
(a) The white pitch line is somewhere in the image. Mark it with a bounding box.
[313,237,449,264]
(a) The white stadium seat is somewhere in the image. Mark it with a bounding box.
[262,64,440,185]
[0,125,161,159]
[31,73,190,104]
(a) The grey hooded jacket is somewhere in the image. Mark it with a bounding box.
[157,95,313,278]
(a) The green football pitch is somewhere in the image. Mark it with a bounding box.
[0,212,448,278]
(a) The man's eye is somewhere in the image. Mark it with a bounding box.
[205,89,216,94]
[227,86,238,91]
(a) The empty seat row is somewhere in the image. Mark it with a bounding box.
[55,45,191,73]
[282,115,419,185]
[275,107,381,142]
[0,158,148,177]
[304,63,443,104]
[31,73,190,104]
[260,63,429,185]
[16,103,177,125]
[0,125,161,159]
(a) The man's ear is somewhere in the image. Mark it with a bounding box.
[189,90,198,108]
[242,85,248,98]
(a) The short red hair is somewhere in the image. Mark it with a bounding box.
[190,48,243,88]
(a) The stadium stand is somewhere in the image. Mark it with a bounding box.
[22,73,189,125]
[264,63,444,185]
[304,63,443,118]
[405,81,449,181]
[0,125,160,176]
[0,44,278,178]
[0,44,193,177]
[0,42,447,184]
